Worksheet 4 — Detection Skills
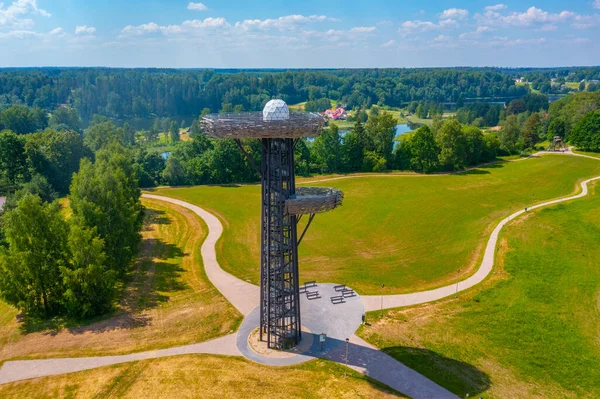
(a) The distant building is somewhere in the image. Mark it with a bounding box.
[0,196,5,212]
[322,107,347,120]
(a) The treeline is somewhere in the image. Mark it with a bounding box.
[0,68,529,120]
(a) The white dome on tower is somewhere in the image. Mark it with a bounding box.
[263,99,290,121]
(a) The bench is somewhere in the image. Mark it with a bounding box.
[303,281,317,288]
[330,295,345,304]
[342,290,356,298]
[306,291,321,300]
[334,284,346,292]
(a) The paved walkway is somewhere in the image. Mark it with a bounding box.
[0,333,239,384]
[142,194,259,316]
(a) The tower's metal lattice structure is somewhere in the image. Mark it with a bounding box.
[203,100,344,349]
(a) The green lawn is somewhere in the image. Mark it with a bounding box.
[151,154,600,294]
[574,149,600,158]
[357,180,600,399]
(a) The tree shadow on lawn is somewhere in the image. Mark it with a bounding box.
[141,208,171,232]
[383,346,491,398]
[317,337,490,398]
[19,236,189,336]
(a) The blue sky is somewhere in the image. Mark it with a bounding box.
[1,0,599,67]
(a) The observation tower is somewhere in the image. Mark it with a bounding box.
[203,100,344,349]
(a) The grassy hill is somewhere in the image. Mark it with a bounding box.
[151,154,600,294]
[357,180,600,398]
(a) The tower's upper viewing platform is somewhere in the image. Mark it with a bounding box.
[202,99,324,140]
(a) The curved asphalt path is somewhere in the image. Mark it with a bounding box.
[1,151,598,399]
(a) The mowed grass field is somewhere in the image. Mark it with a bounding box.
[357,181,600,399]
[152,154,600,294]
[0,199,240,362]
[0,355,405,398]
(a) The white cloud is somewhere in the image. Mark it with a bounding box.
[187,2,208,11]
[476,6,577,28]
[235,15,334,31]
[440,8,469,20]
[399,18,458,34]
[49,27,62,35]
[594,0,600,9]
[380,39,395,47]
[75,25,96,35]
[459,26,491,39]
[121,18,229,36]
[571,14,600,29]
[433,34,451,42]
[0,29,38,39]
[540,24,557,31]
[485,4,507,12]
[350,26,376,33]
[0,0,50,27]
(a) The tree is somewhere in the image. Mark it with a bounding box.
[190,120,201,138]
[61,225,116,319]
[579,81,586,92]
[436,119,467,171]
[69,143,144,274]
[50,107,81,132]
[170,121,180,142]
[364,112,397,169]
[341,119,366,172]
[507,99,527,115]
[0,105,48,135]
[25,129,88,195]
[462,125,485,165]
[0,130,28,192]
[162,156,187,186]
[84,121,119,152]
[481,133,501,162]
[569,110,600,151]
[4,174,57,211]
[547,117,567,141]
[522,113,543,148]
[0,195,68,317]
[498,115,522,154]
[311,124,341,173]
[409,126,439,173]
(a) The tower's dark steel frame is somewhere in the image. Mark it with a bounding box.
[259,138,301,348]
[202,110,342,350]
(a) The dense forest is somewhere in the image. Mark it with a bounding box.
[0,68,536,121]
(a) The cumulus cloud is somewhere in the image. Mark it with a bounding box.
[0,0,50,27]
[398,18,458,34]
[234,15,334,31]
[75,25,96,35]
[187,2,208,11]
[440,8,469,20]
[350,26,376,33]
[485,4,507,12]
[433,34,451,42]
[121,17,229,36]
[476,6,577,28]
[459,26,491,39]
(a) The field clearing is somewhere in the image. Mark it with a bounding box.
[574,149,600,158]
[0,355,405,398]
[0,199,240,362]
[357,181,600,399]
[151,154,600,294]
